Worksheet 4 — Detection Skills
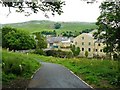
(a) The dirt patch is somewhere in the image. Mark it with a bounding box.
[99,79,113,88]
[2,77,30,90]
[77,74,114,88]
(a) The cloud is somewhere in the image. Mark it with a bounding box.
[0,0,102,24]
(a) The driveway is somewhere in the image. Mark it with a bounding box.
[28,62,93,89]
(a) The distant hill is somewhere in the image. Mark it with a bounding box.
[3,20,97,35]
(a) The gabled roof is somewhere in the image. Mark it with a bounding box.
[87,33,93,37]
[74,33,94,40]
[89,29,98,34]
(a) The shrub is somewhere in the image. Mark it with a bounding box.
[85,51,88,58]
[70,45,80,57]
[2,50,40,83]
[93,54,101,59]
[113,53,118,60]
[2,56,22,75]
[2,72,16,83]
[45,50,73,58]
[33,49,46,55]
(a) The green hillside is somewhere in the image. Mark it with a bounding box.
[3,20,97,35]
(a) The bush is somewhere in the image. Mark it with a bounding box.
[70,45,80,57]
[2,50,40,83]
[2,56,22,75]
[45,50,73,58]
[2,72,16,83]
[33,49,46,55]
[113,53,118,60]
[93,54,102,59]
[85,51,88,58]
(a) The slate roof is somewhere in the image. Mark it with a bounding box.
[47,37,73,43]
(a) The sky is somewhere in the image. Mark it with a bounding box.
[0,0,103,24]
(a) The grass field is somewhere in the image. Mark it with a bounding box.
[3,20,97,35]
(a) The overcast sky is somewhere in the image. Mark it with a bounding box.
[0,0,103,24]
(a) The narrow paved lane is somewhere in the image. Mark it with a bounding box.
[28,62,93,89]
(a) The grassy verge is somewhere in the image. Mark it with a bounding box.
[2,50,118,88]
[2,50,40,88]
[33,55,118,88]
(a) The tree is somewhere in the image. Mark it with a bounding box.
[95,1,120,87]
[0,29,1,46]
[34,32,47,49]
[0,0,65,16]
[2,26,36,50]
[41,30,56,36]
[33,32,47,55]
[70,45,80,57]
[85,51,88,58]
[95,1,120,59]
[54,23,61,29]
[2,26,16,48]
[53,30,57,36]
[0,0,99,17]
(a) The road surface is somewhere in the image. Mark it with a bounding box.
[28,62,93,89]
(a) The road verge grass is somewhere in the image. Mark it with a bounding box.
[2,50,118,88]
[2,50,40,88]
[34,55,118,88]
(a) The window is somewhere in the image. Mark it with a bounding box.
[98,43,101,46]
[88,42,91,45]
[96,49,98,52]
[100,49,102,52]
[82,42,84,45]
[50,43,53,46]
[82,48,84,51]
[82,37,84,40]
[88,48,91,52]
[54,45,58,48]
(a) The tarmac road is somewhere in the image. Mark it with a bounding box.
[28,62,93,89]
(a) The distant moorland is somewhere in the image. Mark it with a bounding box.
[3,20,97,35]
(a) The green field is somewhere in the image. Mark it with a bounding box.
[3,20,97,35]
